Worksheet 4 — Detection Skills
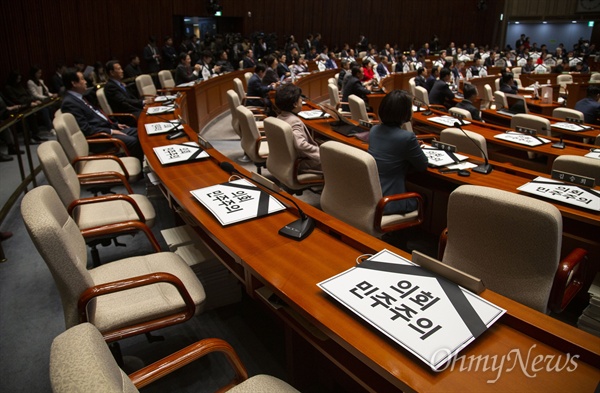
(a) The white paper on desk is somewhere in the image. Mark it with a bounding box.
[421,145,469,167]
[153,142,209,165]
[585,151,600,160]
[176,81,196,87]
[146,105,175,115]
[517,176,600,212]
[427,116,471,127]
[144,121,184,135]
[190,178,286,226]
[445,161,478,170]
[494,131,550,146]
[154,95,177,102]
[298,110,331,120]
[552,122,593,132]
[318,249,505,371]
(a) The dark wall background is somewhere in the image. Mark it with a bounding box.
[0,0,505,83]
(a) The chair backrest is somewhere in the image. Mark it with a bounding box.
[442,185,562,313]
[50,323,138,393]
[54,108,62,118]
[493,91,508,108]
[494,77,500,91]
[408,77,416,97]
[37,141,81,207]
[233,78,246,101]
[552,107,584,121]
[552,155,600,183]
[590,73,600,83]
[481,84,494,109]
[21,186,94,329]
[328,83,341,108]
[235,105,263,162]
[96,87,114,115]
[448,107,473,120]
[414,86,430,106]
[226,90,242,137]
[510,113,552,136]
[264,117,302,190]
[158,70,175,89]
[557,74,573,86]
[358,51,367,59]
[511,66,522,76]
[328,77,336,86]
[244,72,253,86]
[320,141,381,236]
[238,59,244,70]
[135,74,156,97]
[53,113,90,162]
[348,94,369,121]
[440,127,488,158]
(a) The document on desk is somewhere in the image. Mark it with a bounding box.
[585,150,600,160]
[297,110,330,120]
[318,249,505,371]
[144,121,183,135]
[191,178,286,226]
[153,142,209,165]
[494,131,550,146]
[517,176,600,211]
[421,145,469,167]
[551,122,593,132]
[146,105,175,115]
[427,116,471,127]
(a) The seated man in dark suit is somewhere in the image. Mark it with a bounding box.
[425,66,439,92]
[242,49,256,69]
[246,63,278,113]
[341,65,372,112]
[575,84,600,125]
[499,72,518,94]
[456,84,482,121]
[61,69,143,160]
[414,67,427,89]
[104,60,153,120]
[123,54,142,80]
[428,68,455,107]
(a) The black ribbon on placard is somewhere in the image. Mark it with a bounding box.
[177,144,204,161]
[224,182,270,216]
[358,260,488,339]
[530,179,600,198]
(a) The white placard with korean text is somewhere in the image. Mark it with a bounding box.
[421,145,469,167]
[318,249,505,370]
[190,178,286,226]
[551,122,593,132]
[153,95,177,102]
[153,142,209,165]
[494,131,550,146]
[427,116,471,127]
[146,105,175,115]
[144,121,183,135]
[585,150,600,160]
[517,176,600,212]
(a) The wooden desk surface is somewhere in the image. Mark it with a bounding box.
[139,101,600,392]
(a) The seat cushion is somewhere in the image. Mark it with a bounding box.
[77,156,142,182]
[89,252,206,332]
[381,210,419,228]
[75,194,156,230]
[227,375,299,393]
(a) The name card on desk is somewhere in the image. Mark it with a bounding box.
[427,116,471,127]
[154,95,178,102]
[585,149,600,160]
[190,178,286,226]
[494,131,550,147]
[317,249,505,371]
[421,145,468,167]
[552,122,593,132]
[144,121,183,135]
[517,176,600,211]
[153,142,209,165]
[298,110,330,120]
[146,105,175,115]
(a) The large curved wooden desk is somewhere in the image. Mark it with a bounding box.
[139,90,600,392]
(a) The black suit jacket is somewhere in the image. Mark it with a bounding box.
[104,79,143,116]
[247,73,271,107]
[61,92,118,136]
[175,64,198,85]
[428,80,455,106]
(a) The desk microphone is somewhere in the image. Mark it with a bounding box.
[551,134,565,149]
[453,121,493,174]
[219,162,315,240]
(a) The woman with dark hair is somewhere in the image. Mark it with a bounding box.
[275,84,321,173]
[27,65,56,102]
[3,70,48,141]
[262,54,279,85]
[368,90,428,214]
[90,61,108,85]
[175,52,201,85]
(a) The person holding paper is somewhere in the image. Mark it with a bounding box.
[368,90,428,214]
[275,85,321,173]
[175,53,201,85]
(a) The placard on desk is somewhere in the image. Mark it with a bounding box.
[427,116,471,127]
[153,142,209,165]
[144,121,183,135]
[317,249,505,371]
[494,131,550,147]
[421,145,469,167]
[298,110,331,120]
[154,95,178,103]
[190,178,286,226]
[517,176,600,212]
[551,122,593,132]
[146,105,175,115]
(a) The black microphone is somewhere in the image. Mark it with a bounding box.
[453,121,493,174]
[219,162,315,240]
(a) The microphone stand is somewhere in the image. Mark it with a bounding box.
[453,121,493,174]
[219,162,315,240]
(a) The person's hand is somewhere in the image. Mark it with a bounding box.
[193,64,201,72]
[117,124,128,130]
[111,129,125,136]
[143,97,154,105]
[31,101,39,107]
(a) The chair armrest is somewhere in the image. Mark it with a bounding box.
[109,112,137,122]
[72,155,130,178]
[416,133,438,142]
[77,272,196,342]
[129,337,248,391]
[549,247,588,313]
[77,171,134,193]
[86,135,131,156]
[80,220,161,252]
[429,104,448,111]
[67,194,145,222]
[438,228,448,261]
[375,192,424,232]
[255,136,268,158]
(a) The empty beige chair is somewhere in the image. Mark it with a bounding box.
[328,77,336,86]
[348,94,377,122]
[22,186,206,342]
[493,90,508,109]
[327,83,350,116]
[264,117,324,194]
[511,113,552,136]
[440,127,488,158]
[557,74,573,95]
[408,77,416,97]
[236,105,268,173]
[414,86,430,106]
[135,74,157,97]
[226,90,263,163]
[552,107,584,121]
[552,155,600,184]
[590,73,600,83]
[481,84,494,109]
[448,107,472,120]
[158,70,175,89]
[53,113,142,185]
[439,185,587,313]
[50,323,298,393]
[511,67,522,77]
[494,77,500,91]
[238,59,244,70]
[320,141,423,237]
